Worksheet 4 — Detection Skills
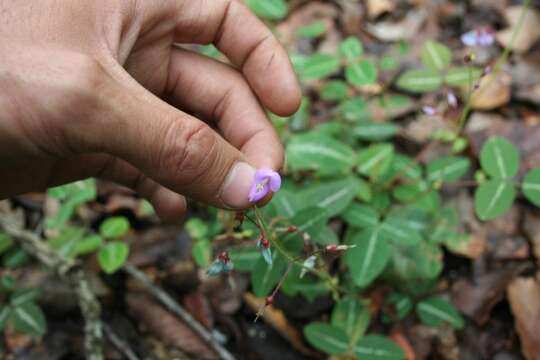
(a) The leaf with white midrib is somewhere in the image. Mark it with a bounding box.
[417,302,462,328]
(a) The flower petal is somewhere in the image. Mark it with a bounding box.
[461,30,478,46]
[267,172,281,192]
[254,168,277,181]
[248,182,269,203]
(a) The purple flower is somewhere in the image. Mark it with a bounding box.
[422,105,437,116]
[447,92,458,108]
[461,27,495,47]
[248,168,281,203]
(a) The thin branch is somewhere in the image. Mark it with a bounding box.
[104,324,140,360]
[123,264,236,360]
[0,217,104,360]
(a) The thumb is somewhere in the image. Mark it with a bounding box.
[82,74,257,209]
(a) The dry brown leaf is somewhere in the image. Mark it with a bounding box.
[469,72,511,110]
[523,210,540,265]
[366,9,427,41]
[127,292,218,360]
[507,277,540,360]
[497,6,540,53]
[243,292,319,357]
[366,0,395,19]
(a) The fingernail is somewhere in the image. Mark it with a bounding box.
[220,162,256,208]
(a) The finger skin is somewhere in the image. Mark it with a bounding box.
[166,47,283,170]
[172,0,302,116]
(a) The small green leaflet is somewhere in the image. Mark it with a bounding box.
[312,226,339,246]
[345,228,390,287]
[74,235,103,256]
[339,36,364,60]
[0,306,10,330]
[251,253,286,297]
[192,239,211,267]
[382,292,413,323]
[421,41,451,71]
[388,242,443,281]
[416,296,465,329]
[303,322,349,355]
[331,297,370,345]
[426,156,470,183]
[245,0,287,20]
[270,189,300,218]
[0,232,13,254]
[11,302,47,337]
[99,216,130,239]
[522,168,540,207]
[98,241,129,274]
[342,203,380,229]
[346,60,378,86]
[357,143,395,181]
[321,80,349,101]
[396,69,443,93]
[339,97,371,122]
[474,179,515,220]
[380,216,422,246]
[286,133,355,176]
[444,67,482,87]
[480,136,520,179]
[296,21,327,38]
[354,335,405,360]
[229,247,259,272]
[353,122,399,141]
[298,178,359,217]
[299,54,340,81]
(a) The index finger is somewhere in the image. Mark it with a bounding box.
[173,0,301,116]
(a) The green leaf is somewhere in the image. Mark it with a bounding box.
[288,97,311,132]
[48,226,85,258]
[296,21,327,38]
[339,36,364,60]
[251,253,286,297]
[346,60,378,86]
[354,335,405,360]
[474,179,515,220]
[286,133,355,176]
[98,242,129,274]
[0,306,10,331]
[298,178,359,217]
[357,143,395,181]
[388,242,443,282]
[278,207,330,253]
[523,168,540,207]
[0,275,15,292]
[421,40,451,71]
[271,189,300,218]
[426,156,470,183]
[11,288,40,307]
[342,204,380,229]
[393,182,428,203]
[331,297,370,345]
[345,228,390,287]
[300,54,340,81]
[0,232,14,255]
[444,66,482,87]
[192,239,211,267]
[74,235,103,256]
[480,136,520,179]
[391,155,423,181]
[380,216,422,246]
[11,302,47,337]
[2,248,29,268]
[303,322,349,355]
[229,247,259,272]
[312,226,339,246]
[339,97,370,122]
[416,297,465,329]
[185,218,209,240]
[321,80,349,101]
[382,292,413,323]
[99,216,130,239]
[353,122,399,141]
[245,0,287,20]
[396,69,443,92]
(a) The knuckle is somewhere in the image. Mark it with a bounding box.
[160,121,219,188]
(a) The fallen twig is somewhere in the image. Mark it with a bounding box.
[123,264,236,360]
[104,324,140,360]
[0,217,104,360]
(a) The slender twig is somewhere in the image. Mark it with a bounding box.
[104,324,140,360]
[0,217,104,360]
[122,264,236,360]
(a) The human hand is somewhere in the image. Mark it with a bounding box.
[0,0,301,220]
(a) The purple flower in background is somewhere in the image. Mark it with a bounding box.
[461,27,495,47]
[248,168,281,203]
[422,105,437,116]
[447,92,458,108]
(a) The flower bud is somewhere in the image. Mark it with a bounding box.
[287,226,298,233]
[261,238,270,249]
[265,296,274,306]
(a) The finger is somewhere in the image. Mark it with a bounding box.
[74,66,257,209]
[173,0,301,116]
[166,48,283,170]
[49,154,188,222]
